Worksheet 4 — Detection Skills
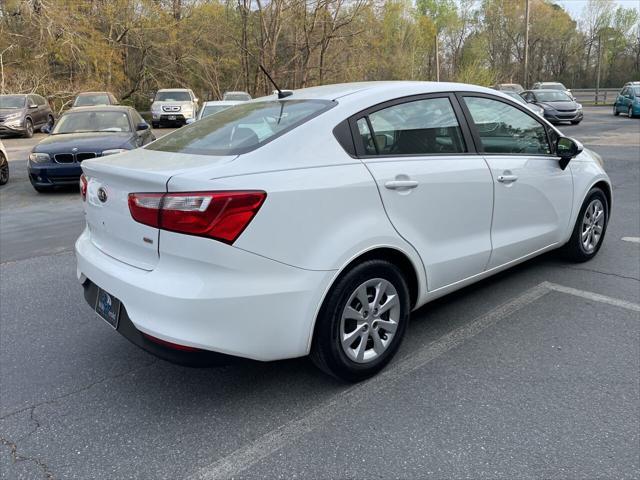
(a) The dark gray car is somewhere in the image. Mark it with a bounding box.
[0,94,55,138]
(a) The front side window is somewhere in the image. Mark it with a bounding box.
[464,96,550,155]
[363,97,466,155]
[53,111,132,134]
[146,100,333,155]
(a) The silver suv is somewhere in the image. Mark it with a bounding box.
[150,88,199,128]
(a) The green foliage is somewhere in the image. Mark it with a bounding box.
[0,0,637,111]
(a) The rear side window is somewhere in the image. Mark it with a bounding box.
[146,100,334,155]
[463,96,550,155]
[363,98,466,155]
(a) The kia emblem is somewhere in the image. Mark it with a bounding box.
[72,147,78,153]
[97,187,108,203]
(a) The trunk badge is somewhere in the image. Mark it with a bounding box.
[97,187,108,203]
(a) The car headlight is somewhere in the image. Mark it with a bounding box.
[576,103,583,110]
[3,112,22,121]
[29,152,50,163]
[101,149,129,156]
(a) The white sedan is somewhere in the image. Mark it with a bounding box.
[76,82,611,381]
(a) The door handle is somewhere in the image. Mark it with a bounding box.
[497,174,518,183]
[384,180,419,190]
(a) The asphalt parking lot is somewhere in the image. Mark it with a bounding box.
[1,108,639,479]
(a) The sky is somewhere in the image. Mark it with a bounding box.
[553,0,640,19]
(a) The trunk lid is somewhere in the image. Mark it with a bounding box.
[81,148,236,270]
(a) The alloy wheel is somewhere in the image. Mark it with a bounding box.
[339,278,400,364]
[581,199,605,253]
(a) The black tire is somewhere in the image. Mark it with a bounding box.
[613,104,620,116]
[570,120,581,125]
[152,122,159,129]
[24,119,34,138]
[560,188,609,262]
[310,259,410,382]
[0,154,8,186]
[629,106,636,118]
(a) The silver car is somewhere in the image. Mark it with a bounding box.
[150,88,199,128]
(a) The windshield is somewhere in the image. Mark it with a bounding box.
[223,93,251,101]
[499,85,523,93]
[147,100,334,155]
[0,95,26,109]
[155,91,191,102]
[541,83,566,90]
[535,91,572,102]
[503,92,526,104]
[74,94,110,107]
[201,105,231,118]
[53,111,131,134]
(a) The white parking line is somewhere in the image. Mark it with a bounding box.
[188,282,640,480]
[621,237,640,244]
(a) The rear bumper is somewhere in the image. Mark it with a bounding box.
[28,162,82,187]
[75,228,334,362]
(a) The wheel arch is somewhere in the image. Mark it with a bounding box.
[306,245,423,354]
[592,180,612,213]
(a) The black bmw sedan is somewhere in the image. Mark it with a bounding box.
[521,89,583,125]
[28,106,155,192]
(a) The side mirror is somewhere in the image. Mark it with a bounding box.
[194,98,199,103]
[556,136,583,170]
[185,118,196,125]
[41,124,51,134]
[136,122,150,131]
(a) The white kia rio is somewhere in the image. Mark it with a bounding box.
[76,82,611,381]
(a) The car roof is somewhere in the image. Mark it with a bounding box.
[258,81,499,102]
[157,88,191,92]
[76,91,113,95]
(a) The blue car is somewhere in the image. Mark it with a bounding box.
[28,106,155,192]
[613,82,640,118]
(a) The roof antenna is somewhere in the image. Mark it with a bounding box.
[259,64,293,99]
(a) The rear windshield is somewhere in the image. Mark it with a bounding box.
[147,99,334,155]
[223,93,252,101]
[155,91,191,102]
[74,94,110,106]
[201,105,231,118]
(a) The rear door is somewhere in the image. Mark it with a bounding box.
[352,94,494,291]
[459,94,573,268]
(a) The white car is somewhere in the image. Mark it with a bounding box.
[76,82,611,381]
[150,88,199,128]
[196,100,243,121]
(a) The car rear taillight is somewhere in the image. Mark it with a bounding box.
[80,174,88,201]
[128,191,266,244]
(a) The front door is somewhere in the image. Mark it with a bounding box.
[460,95,573,268]
[354,94,494,291]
